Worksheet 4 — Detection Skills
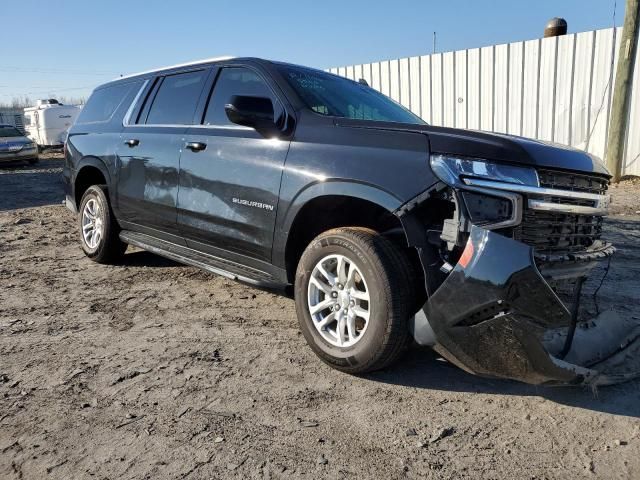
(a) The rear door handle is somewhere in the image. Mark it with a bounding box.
[185,141,207,152]
[124,138,139,147]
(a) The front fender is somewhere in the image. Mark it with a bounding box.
[272,180,402,269]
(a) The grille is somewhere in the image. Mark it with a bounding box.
[514,170,609,256]
[537,169,609,195]
[514,209,604,254]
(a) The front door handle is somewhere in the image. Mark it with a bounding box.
[124,138,140,147]
[185,141,207,152]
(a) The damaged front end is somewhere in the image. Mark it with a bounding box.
[399,155,640,386]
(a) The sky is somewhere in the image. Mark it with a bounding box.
[0,0,622,104]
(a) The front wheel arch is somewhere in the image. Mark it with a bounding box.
[282,193,406,284]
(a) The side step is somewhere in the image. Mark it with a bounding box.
[119,230,283,289]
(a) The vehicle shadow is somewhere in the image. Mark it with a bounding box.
[0,159,64,211]
[369,347,640,418]
[118,250,180,268]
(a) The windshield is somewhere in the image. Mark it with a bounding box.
[0,126,24,138]
[278,65,426,125]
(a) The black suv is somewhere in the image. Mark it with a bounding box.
[63,57,639,386]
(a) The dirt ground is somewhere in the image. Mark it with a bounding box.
[1,154,640,480]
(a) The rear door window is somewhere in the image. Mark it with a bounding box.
[203,67,282,126]
[76,82,137,124]
[145,70,207,125]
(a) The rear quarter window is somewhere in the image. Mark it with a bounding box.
[145,70,207,125]
[76,82,139,124]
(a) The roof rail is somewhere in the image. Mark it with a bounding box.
[115,56,235,80]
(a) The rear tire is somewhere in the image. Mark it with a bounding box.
[78,185,127,263]
[294,227,413,374]
[28,158,39,165]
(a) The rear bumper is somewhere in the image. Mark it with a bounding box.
[411,226,640,386]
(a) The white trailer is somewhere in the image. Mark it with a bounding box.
[24,99,81,149]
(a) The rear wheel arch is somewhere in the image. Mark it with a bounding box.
[74,158,111,208]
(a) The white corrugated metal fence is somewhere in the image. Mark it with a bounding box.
[329,27,640,176]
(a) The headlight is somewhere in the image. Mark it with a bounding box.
[430,154,529,230]
[25,142,36,149]
[430,154,539,188]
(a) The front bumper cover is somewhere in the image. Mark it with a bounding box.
[411,225,640,386]
[0,147,38,162]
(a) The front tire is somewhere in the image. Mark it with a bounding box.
[294,227,413,374]
[78,185,127,263]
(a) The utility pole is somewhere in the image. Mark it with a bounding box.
[606,0,639,181]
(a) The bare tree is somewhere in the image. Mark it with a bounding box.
[0,95,86,109]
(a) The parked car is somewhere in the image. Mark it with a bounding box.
[62,57,639,386]
[24,99,81,151]
[0,124,38,164]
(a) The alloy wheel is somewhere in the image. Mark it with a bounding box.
[307,254,371,347]
[81,198,103,249]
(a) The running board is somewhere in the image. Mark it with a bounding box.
[119,230,283,289]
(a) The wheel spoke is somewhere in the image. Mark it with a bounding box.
[352,306,370,320]
[83,222,94,232]
[345,264,357,289]
[350,289,369,301]
[317,311,335,329]
[346,315,357,342]
[316,263,336,287]
[309,298,334,315]
[335,315,345,346]
[309,274,331,295]
[336,256,348,284]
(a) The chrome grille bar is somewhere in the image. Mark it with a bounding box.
[463,178,610,214]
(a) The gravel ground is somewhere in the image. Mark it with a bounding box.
[1,155,640,479]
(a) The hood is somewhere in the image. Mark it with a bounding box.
[334,119,610,177]
[425,126,609,176]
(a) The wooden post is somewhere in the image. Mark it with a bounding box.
[606,0,640,181]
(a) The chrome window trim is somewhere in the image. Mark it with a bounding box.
[122,79,150,127]
[116,56,234,81]
[121,123,253,131]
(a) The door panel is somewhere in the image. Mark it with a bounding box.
[177,66,290,262]
[116,127,185,240]
[178,127,289,261]
[115,69,210,242]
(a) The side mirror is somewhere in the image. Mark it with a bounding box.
[225,95,275,131]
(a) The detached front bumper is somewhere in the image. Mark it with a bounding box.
[411,225,640,386]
